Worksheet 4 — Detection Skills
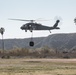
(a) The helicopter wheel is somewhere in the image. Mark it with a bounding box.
[29,41,34,46]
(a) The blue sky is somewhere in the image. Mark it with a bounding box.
[0,0,76,39]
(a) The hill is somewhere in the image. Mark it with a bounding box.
[34,33,76,50]
[0,33,76,51]
[0,37,45,50]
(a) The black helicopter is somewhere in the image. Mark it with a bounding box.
[9,19,60,46]
[9,19,60,33]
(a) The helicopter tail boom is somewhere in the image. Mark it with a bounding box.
[55,27,60,29]
[52,20,60,29]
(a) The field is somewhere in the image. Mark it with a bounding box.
[0,58,76,75]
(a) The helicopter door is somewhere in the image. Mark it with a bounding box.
[28,25,33,32]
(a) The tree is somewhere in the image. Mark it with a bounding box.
[0,27,5,58]
[74,18,76,24]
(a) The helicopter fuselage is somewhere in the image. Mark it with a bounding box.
[20,22,57,32]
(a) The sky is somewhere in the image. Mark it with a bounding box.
[0,0,76,39]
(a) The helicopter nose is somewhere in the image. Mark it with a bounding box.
[20,26,24,30]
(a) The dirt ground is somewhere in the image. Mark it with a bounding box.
[0,58,76,75]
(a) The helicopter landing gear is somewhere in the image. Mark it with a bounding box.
[49,30,51,33]
[29,31,34,47]
[25,29,27,32]
[30,29,33,32]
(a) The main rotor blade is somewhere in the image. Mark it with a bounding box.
[36,18,51,21]
[8,19,35,22]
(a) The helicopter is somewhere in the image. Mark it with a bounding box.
[9,18,60,46]
[9,19,60,33]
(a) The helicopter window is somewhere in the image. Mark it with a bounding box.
[25,25,27,27]
[29,25,32,27]
[23,24,27,27]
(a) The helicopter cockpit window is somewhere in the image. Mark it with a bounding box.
[23,24,28,27]
[23,24,25,27]
[29,25,31,27]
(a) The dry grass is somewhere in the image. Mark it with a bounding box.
[0,58,76,75]
[0,47,76,58]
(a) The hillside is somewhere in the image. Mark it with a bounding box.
[0,33,76,50]
[34,33,76,50]
[0,37,45,50]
